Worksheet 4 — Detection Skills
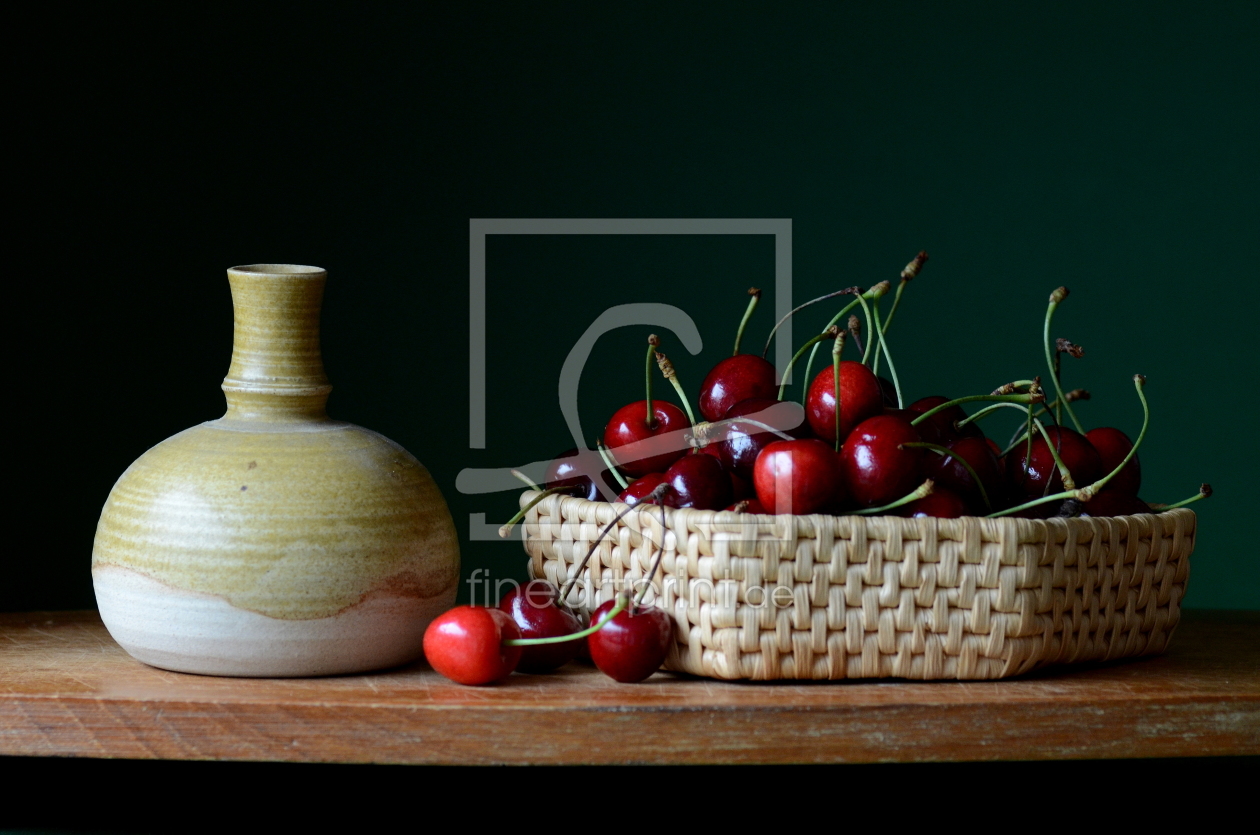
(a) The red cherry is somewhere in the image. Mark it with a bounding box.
[839,414,925,508]
[423,606,522,686]
[1086,427,1141,496]
[714,397,809,480]
[901,487,969,518]
[603,401,689,478]
[698,354,777,422]
[923,435,1005,514]
[805,361,884,444]
[619,472,667,505]
[1005,426,1102,500]
[546,447,619,501]
[587,599,674,683]
[497,581,582,673]
[753,438,843,515]
[662,452,733,510]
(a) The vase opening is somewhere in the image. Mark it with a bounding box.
[230,264,326,277]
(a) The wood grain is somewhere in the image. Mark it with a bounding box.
[2,611,1256,764]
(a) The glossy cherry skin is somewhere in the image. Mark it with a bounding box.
[923,435,1005,514]
[604,401,689,478]
[715,397,809,480]
[1086,427,1141,496]
[1005,426,1102,501]
[805,361,885,445]
[662,452,733,510]
[753,438,844,515]
[698,354,777,422]
[900,487,969,519]
[423,606,522,686]
[546,448,619,501]
[619,472,667,505]
[839,414,925,508]
[587,599,674,683]
[497,581,582,673]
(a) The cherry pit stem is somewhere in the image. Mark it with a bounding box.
[1043,287,1086,434]
[1152,483,1213,511]
[832,330,845,451]
[733,287,761,356]
[655,351,698,427]
[644,335,660,429]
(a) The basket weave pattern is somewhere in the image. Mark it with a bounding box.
[520,491,1194,680]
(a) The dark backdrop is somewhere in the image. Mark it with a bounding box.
[9,2,1258,613]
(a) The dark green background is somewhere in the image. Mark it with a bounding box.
[9,2,1258,613]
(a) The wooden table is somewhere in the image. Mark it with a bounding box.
[2,610,1256,765]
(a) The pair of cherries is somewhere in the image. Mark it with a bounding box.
[422,580,673,686]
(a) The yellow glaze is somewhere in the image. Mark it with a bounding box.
[92,265,459,622]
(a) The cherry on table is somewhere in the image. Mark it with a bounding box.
[423,606,522,686]
[586,598,674,683]
[497,580,582,673]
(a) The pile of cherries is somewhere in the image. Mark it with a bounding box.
[425,253,1209,686]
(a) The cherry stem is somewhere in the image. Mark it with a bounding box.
[852,291,878,366]
[655,351,698,427]
[847,314,864,356]
[1152,483,1213,511]
[878,251,927,344]
[692,416,794,446]
[733,287,761,356]
[846,479,935,515]
[778,326,840,401]
[510,469,541,491]
[1030,415,1077,491]
[799,286,881,394]
[499,487,574,538]
[1043,288,1085,434]
[644,335,660,429]
[911,389,1044,429]
[559,483,669,602]
[989,377,1152,516]
[632,502,669,614]
[504,597,626,647]
[596,440,630,490]
[832,330,845,451]
[761,287,859,359]
[867,284,903,407]
[902,442,993,513]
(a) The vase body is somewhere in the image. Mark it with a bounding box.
[92,265,460,676]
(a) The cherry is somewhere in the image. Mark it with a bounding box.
[922,435,1004,514]
[901,487,968,519]
[698,354,777,422]
[753,438,843,515]
[1086,427,1141,496]
[586,597,674,683]
[546,448,618,501]
[715,397,808,479]
[839,414,925,508]
[804,360,884,445]
[423,606,522,686]
[662,452,733,510]
[619,472,667,505]
[1005,425,1102,500]
[603,400,689,478]
[497,580,583,673]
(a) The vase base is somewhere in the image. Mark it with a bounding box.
[93,565,453,677]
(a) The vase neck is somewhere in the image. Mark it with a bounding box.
[221,265,332,422]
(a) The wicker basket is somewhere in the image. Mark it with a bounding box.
[517,491,1194,681]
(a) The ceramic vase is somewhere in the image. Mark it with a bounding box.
[92,264,460,676]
